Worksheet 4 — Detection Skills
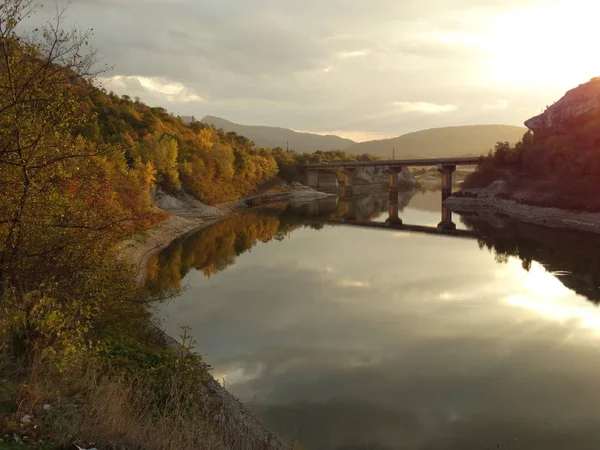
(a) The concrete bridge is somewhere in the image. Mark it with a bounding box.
[302,156,482,200]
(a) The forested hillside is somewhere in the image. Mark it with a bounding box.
[75,92,281,203]
[71,91,381,204]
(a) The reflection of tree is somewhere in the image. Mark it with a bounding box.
[463,213,600,303]
[146,210,303,292]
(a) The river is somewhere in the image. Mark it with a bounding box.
[147,190,600,450]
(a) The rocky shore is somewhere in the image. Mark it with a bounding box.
[445,192,600,234]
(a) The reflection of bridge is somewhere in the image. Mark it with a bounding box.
[302,193,464,231]
[308,217,479,240]
[302,156,481,200]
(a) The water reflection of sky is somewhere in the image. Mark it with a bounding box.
[158,193,600,449]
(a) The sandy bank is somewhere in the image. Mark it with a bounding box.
[445,194,600,234]
[118,212,204,285]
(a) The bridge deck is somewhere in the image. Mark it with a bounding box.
[303,156,482,169]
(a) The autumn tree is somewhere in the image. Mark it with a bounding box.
[0,0,155,359]
[133,132,181,191]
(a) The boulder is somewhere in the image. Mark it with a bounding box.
[355,166,420,187]
[397,166,420,188]
[355,166,388,184]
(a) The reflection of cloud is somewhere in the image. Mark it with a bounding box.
[507,259,571,299]
[155,210,600,449]
[506,295,600,331]
[216,339,600,449]
[499,260,600,331]
[439,291,458,300]
[392,232,417,238]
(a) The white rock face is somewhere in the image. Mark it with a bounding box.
[154,189,186,209]
[153,188,225,217]
[525,77,600,132]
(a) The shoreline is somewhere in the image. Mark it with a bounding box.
[445,194,600,234]
[121,186,334,284]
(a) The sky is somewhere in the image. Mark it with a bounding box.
[32,0,600,141]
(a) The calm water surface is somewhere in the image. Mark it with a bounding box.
[149,190,600,450]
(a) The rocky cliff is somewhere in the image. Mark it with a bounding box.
[525,77,600,136]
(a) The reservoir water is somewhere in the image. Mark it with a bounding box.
[148,190,600,450]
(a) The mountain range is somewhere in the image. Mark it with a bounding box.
[345,125,527,158]
[199,115,526,159]
[201,115,355,152]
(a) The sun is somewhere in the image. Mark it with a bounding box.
[486,1,600,88]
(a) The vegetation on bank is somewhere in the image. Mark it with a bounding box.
[463,96,600,211]
[0,2,293,449]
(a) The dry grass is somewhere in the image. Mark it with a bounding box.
[67,375,225,450]
[0,340,289,450]
[0,359,225,450]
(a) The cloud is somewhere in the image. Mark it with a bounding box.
[338,280,371,288]
[28,0,575,136]
[393,102,459,114]
[295,129,393,142]
[99,75,203,103]
[483,99,509,110]
[336,49,370,59]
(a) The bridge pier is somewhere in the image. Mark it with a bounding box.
[437,205,456,231]
[343,198,358,221]
[437,164,456,201]
[387,166,404,192]
[307,199,319,217]
[342,167,357,197]
[386,198,402,225]
[305,168,319,188]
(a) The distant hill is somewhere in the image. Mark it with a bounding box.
[345,125,527,159]
[201,115,356,152]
